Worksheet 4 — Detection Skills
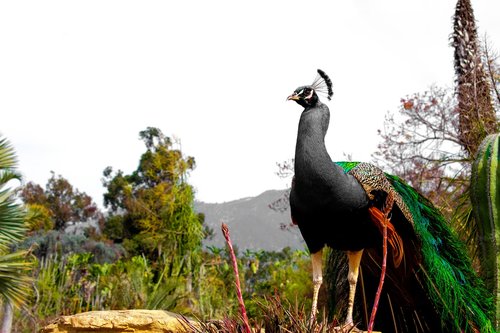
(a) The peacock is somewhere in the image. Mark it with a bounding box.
[287,69,494,332]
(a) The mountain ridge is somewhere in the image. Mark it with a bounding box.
[195,189,305,251]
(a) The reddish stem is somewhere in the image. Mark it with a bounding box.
[368,216,388,333]
[221,223,252,333]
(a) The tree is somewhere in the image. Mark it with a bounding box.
[20,172,104,231]
[17,174,116,264]
[373,86,468,213]
[102,127,204,262]
[0,137,32,333]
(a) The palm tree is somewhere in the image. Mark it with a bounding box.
[0,136,32,332]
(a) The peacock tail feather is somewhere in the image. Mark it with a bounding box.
[387,172,494,332]
[331,161,494,332]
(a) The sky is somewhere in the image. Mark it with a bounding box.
[1,1,499,208]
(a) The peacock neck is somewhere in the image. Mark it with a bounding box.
[292,102,369,211]
[294,103,340,188]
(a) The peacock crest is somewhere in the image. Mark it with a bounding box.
[312,69,333,101]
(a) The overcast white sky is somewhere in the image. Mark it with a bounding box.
[1,1,499,207]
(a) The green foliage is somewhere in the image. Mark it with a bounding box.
[18,253,184,330]
[0,136,32,308]
[6,247,314,332]
[197,249,237,319]
[100,127,206,321]
[24,204,54,232]
[89,254,183,311]
[102,127,203,262]
[196,247,312,320]
[471,132,500,329]
[243,248,312,309]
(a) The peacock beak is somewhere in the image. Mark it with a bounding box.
[287,94,300,101]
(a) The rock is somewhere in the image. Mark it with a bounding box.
[40,309,193,333]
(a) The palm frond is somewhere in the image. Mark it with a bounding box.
[0,250,33,307]
[0,191,26,250]
[0,138,18,170]
[0,135,32,308]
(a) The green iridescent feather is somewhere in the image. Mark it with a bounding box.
[333,161,494,332]
[335,161,359,173]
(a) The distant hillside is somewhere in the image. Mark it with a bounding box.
[195,189,305,251]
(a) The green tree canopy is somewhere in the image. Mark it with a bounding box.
[102,127,203,261]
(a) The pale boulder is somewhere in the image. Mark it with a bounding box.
[40,309,193,333]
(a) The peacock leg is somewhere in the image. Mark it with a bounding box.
[310,249,323,323]
[345,250,364,327]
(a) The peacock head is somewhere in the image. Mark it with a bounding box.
[287,69,333,108]
[287,86,318,107]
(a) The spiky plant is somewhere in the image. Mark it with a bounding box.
[179,294,354,333]
[470,133,500,330]
[451,0,498,158]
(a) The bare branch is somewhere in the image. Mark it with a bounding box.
[483,38,500,108]
[373,86,468,209]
